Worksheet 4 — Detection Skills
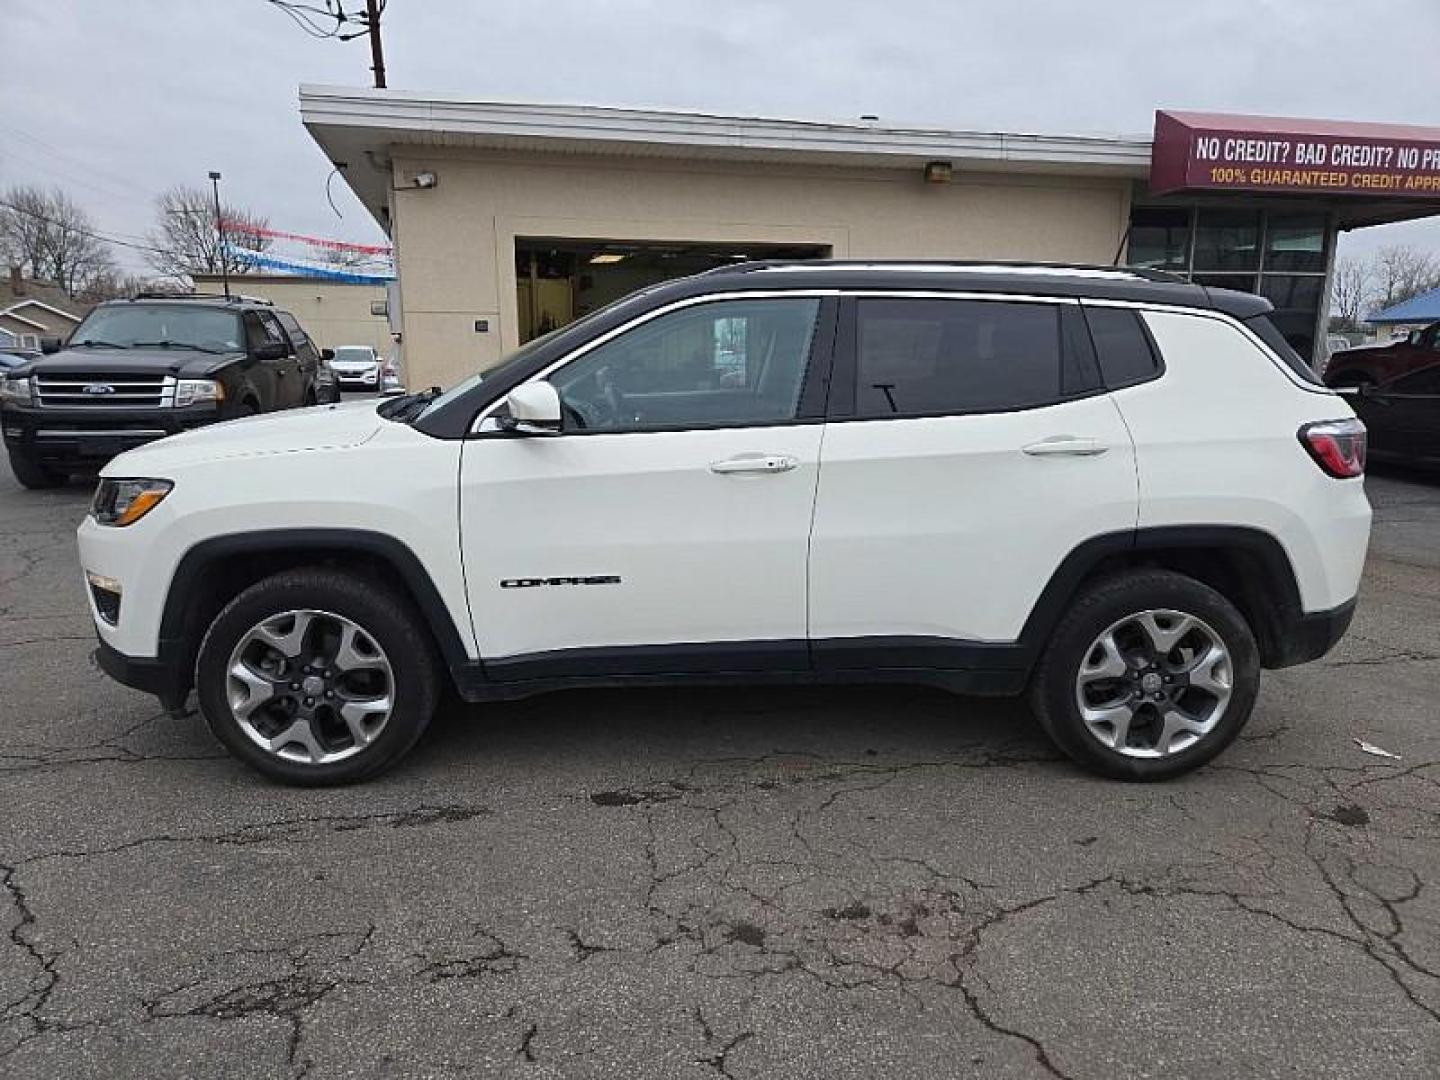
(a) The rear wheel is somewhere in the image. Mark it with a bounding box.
[7,449,66,489]
[1029,570,1260,781]
[195,569,440,785]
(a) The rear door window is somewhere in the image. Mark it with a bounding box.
[1083,306,1160,388]
[852,298,1066,417]
[257,312,290,351]
[275,311,313,353]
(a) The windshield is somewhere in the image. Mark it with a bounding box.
[70,304,243,352]
[333,347,376,362]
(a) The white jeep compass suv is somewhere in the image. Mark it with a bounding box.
[77,262,1371,785]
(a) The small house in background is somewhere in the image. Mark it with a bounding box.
[0,267,86,348]
[1367,285,1440,341]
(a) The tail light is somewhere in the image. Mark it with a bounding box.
[1299,418,1366,478]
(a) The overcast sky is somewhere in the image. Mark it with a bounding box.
[4,0,1439,275]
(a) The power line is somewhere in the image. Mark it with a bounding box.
[0,197,171,258]
[0,122,153,200]
[264,0,387,86]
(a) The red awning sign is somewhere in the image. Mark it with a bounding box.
[1150,111,1440,198]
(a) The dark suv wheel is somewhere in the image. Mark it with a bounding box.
[1029,570,1260,781]
[7,449,66,489]
[195,568,440,785]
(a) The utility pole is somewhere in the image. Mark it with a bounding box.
[365,0,386,88]
[208,171,230,298]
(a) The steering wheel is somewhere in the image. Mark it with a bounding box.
[595,364,625,420]
[561,401,588,431]
[559,366,624,431]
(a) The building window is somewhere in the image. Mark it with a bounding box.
[1259,276,1325,362]
[1127,208,1190,271]
[1127,203,1331,365]
[1263,214,1326,273]
[1193,210,1261,272]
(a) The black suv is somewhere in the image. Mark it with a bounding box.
[0,294,339,488]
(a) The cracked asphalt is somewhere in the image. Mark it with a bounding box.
[2,456,1438,1079]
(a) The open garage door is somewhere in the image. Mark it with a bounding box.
[516,238,830,343]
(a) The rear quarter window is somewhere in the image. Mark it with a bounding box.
[1082,306,1160,388]
[1243,313,1325,386]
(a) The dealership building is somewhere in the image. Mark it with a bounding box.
[301,86,1440,390]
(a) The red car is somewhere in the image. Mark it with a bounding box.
[1324,321,1440,388]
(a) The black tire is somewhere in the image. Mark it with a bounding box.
[1028,570,1260,781]
[7,450,66,489]
[195,568,440,785]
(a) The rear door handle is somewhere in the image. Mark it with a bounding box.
[1022,436,1108,457]
[710,453,799,475]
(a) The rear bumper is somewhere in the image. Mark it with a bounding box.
[1269,597,1357,668]
[3,402,220,465]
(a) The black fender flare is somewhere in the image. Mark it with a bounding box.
[1016,525,1305,669]
[157,528,474,680]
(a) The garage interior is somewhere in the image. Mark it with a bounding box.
[515,238,830,342]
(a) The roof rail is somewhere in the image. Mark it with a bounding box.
[701,258,1186,284]
[130,291,274,305]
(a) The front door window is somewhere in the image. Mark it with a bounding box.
[548,298,821,432]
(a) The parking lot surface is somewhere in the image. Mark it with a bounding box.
[1,459,1438,1079]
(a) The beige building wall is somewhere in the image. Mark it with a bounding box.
[387,148,1133,390]
[191,275,392,354]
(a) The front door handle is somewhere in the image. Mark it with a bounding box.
[710,453,799,475]
[1022,436,1108,457]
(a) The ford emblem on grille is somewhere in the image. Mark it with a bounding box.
[82,383,116,395]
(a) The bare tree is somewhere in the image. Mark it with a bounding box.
[0,184,118,298]
[1372,244,1440,312]
[75,269,176,303]
[1331,257,1376,329]
[146,185,271,278]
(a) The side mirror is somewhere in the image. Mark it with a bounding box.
[321,348,335,362]
[499,381,562,436]
[254,342,287,362]
[39,337,61,354]
[1408,330,1422,346]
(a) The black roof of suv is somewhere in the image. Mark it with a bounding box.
[411,260,1281,439]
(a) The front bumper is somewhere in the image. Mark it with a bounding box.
[335,369,380,387]
[3,401,220,465]
[94,638,187,707]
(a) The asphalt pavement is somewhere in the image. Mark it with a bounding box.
[1,457,1438,1078]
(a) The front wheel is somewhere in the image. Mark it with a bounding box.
[1029,570,1260,781]
[195,569,440,785]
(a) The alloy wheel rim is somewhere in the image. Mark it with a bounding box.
[1074,608,1233,759]
[226,608,394,765]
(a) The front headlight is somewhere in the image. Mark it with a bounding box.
[174,378,224,408]
[0,376,33,405]
[91,478,173,527]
